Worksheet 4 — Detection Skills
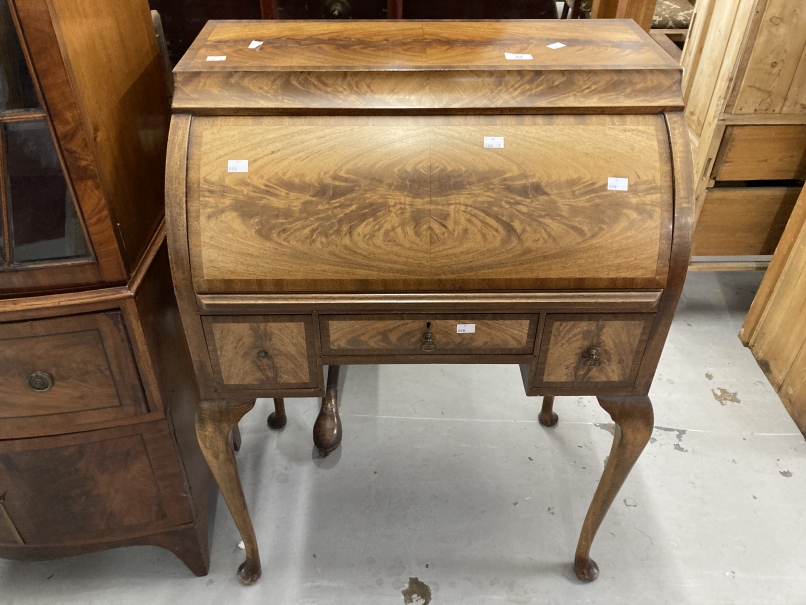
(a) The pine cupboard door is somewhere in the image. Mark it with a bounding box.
[0,422,192,546]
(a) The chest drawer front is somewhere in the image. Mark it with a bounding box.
[535,314,654,387]
[0,422,191,546]
[321,315,537,355]
[202,315,318,390]
[0,312,147,438]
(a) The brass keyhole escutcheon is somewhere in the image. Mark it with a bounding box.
[26,371,54,393]
[582,347,602,367]
[420,322,436,352]
[256,350,269,360]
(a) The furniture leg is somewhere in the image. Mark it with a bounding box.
[574,395,653,582]
[313,365,342,457]
[538,395,559,427]
[195,399,261,585]
[267,398,287,430]
[570,0,582,18]
[561,2,570,18]
[232,424,242,452]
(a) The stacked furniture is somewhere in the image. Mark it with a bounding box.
[742,184,806,431]
[680,0,806,268]
[0,0,212,574]
[167,19,694,584]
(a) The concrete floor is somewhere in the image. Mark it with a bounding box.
[2,271,806,604]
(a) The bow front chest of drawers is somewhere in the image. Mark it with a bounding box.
[166,19,694,585]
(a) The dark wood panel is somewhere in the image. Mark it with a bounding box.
[10,0,127,285]
[0,421,192,546]
[49,0,170,273]
[321,314,536,355]
[535,314,654,388]
[202,315,320,390]
[0,312,147,439]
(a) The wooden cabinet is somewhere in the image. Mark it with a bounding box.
[0,0,212,577]
[168,21,694,585]
[681,0,806,267]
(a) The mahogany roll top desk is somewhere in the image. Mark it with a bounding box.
[166,20,694,584]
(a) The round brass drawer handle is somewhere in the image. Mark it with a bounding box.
[420,331,437,352]
[582,347,602,367]
[26,371,54,393]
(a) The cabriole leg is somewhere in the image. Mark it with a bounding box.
[574,395,654,582]
[539,395,558,427]
[268,398,287,430]
[196,399,261,585]
[313,365,341,457]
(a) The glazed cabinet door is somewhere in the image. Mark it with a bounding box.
[0,0,100,294]
[0,422,192,546]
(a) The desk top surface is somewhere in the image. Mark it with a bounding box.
[172,20,683,114]
[176,20,678,73]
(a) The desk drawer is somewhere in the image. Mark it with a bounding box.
[0,312,147,438]
[321,315,537,355]
[202,315,319,390]
[534,314,654,388]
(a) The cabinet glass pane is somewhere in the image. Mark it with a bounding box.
[4,120,90,264]
[0,1,39,111]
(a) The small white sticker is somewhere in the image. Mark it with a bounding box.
[238,540,245,550]
[457,324,476,334]
[483,137,504,149]
[547,42,566,50]
[228,160,249,173]
[607,177,629,191]
[248,40,263,49]
[504,52,533,60]
[206,55,227,62]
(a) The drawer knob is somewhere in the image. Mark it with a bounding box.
[256,350,269,360]
[26,371,54,393]
[324,0,351,18]
[582,348,602,367]
[420,331,436,352]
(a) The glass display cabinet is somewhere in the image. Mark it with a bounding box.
[0,0,213,576]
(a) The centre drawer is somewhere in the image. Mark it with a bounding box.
[320,315,538,356]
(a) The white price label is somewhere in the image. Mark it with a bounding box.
[547,42,566,50]
[457,324,476,334]
[483,137,504,149]
[228,160,249,173]
[607,177,629,191]
[206,55,227,62]
[505,52,533,60]
[248,40,263,49]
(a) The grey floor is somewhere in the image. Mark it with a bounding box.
[2,271,806,604]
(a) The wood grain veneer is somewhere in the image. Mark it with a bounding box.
[173,20,681,115]
[321,315,536,355]
[189,114,672,293]
[166,21,694,585]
